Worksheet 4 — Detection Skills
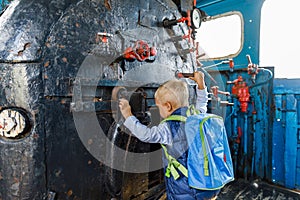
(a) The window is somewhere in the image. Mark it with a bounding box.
[196,11,243,60]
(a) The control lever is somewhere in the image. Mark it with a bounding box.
[175,59,234,84]
[246,54,259,82]
[175,67,217,84]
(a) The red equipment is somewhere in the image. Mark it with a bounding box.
[230,76,250,113]
[123,40,156,62]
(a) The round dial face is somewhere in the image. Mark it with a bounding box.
[0,109,27,138]
[191,8,202,29]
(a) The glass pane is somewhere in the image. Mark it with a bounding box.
[195,12,243,60]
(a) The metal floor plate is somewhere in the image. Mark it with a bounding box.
[218,179,300,200]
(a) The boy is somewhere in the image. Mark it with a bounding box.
[119,72,220,200]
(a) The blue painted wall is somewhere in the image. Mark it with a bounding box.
[196,0,273,181]
[273,79,300,189]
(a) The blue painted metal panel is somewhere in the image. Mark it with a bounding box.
[296,94,300,189]
[297,143,300,188]
[285,94,297,188]
[272,94,285,185]
[273,79,300,190]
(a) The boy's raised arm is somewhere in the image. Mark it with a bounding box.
[189,72,209,113]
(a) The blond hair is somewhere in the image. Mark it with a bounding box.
[155,79,189,109]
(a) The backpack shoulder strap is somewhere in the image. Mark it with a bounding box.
[199,115,224,176]
[160,105,200,124]
[158,106,201,180]
[186,105,200,116]
[160,115,187,123]
[160,115,188,179]
[161,144,188,179]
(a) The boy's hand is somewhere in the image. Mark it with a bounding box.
[189,71,206,90]
[119,98,133,119]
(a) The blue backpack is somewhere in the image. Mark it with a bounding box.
[161,108,234,190]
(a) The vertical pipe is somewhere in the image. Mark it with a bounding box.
[244,113,248,180]
[232,98,238,175]
[251,111,256,178]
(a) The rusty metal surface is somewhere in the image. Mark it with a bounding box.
[0,0,195,199]
[0,62,45,199]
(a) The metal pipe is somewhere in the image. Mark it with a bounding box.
[244,114,248,180]
[105,122,125,197]
[249,68,273,89]
[202,60,229,70]
[251,110,257,178]
[232,98,239,175]
[198,0,225,9]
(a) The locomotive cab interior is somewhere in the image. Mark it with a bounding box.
[0,0,300,199]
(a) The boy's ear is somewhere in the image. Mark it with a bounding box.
[165,101,173,112]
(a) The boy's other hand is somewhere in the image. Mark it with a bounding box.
[119,98,133,119]
[189,71,206,90]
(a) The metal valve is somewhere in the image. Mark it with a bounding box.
[123,40,156,62]
[227,76,250,112]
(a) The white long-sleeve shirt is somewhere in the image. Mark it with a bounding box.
[123,87,208,145]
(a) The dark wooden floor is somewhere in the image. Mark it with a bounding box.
[218,179,300,200]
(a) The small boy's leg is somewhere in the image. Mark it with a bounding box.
[195,189,220,200]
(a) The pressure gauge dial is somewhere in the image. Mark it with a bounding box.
[191,8,202,29]
[0,108,30,139]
